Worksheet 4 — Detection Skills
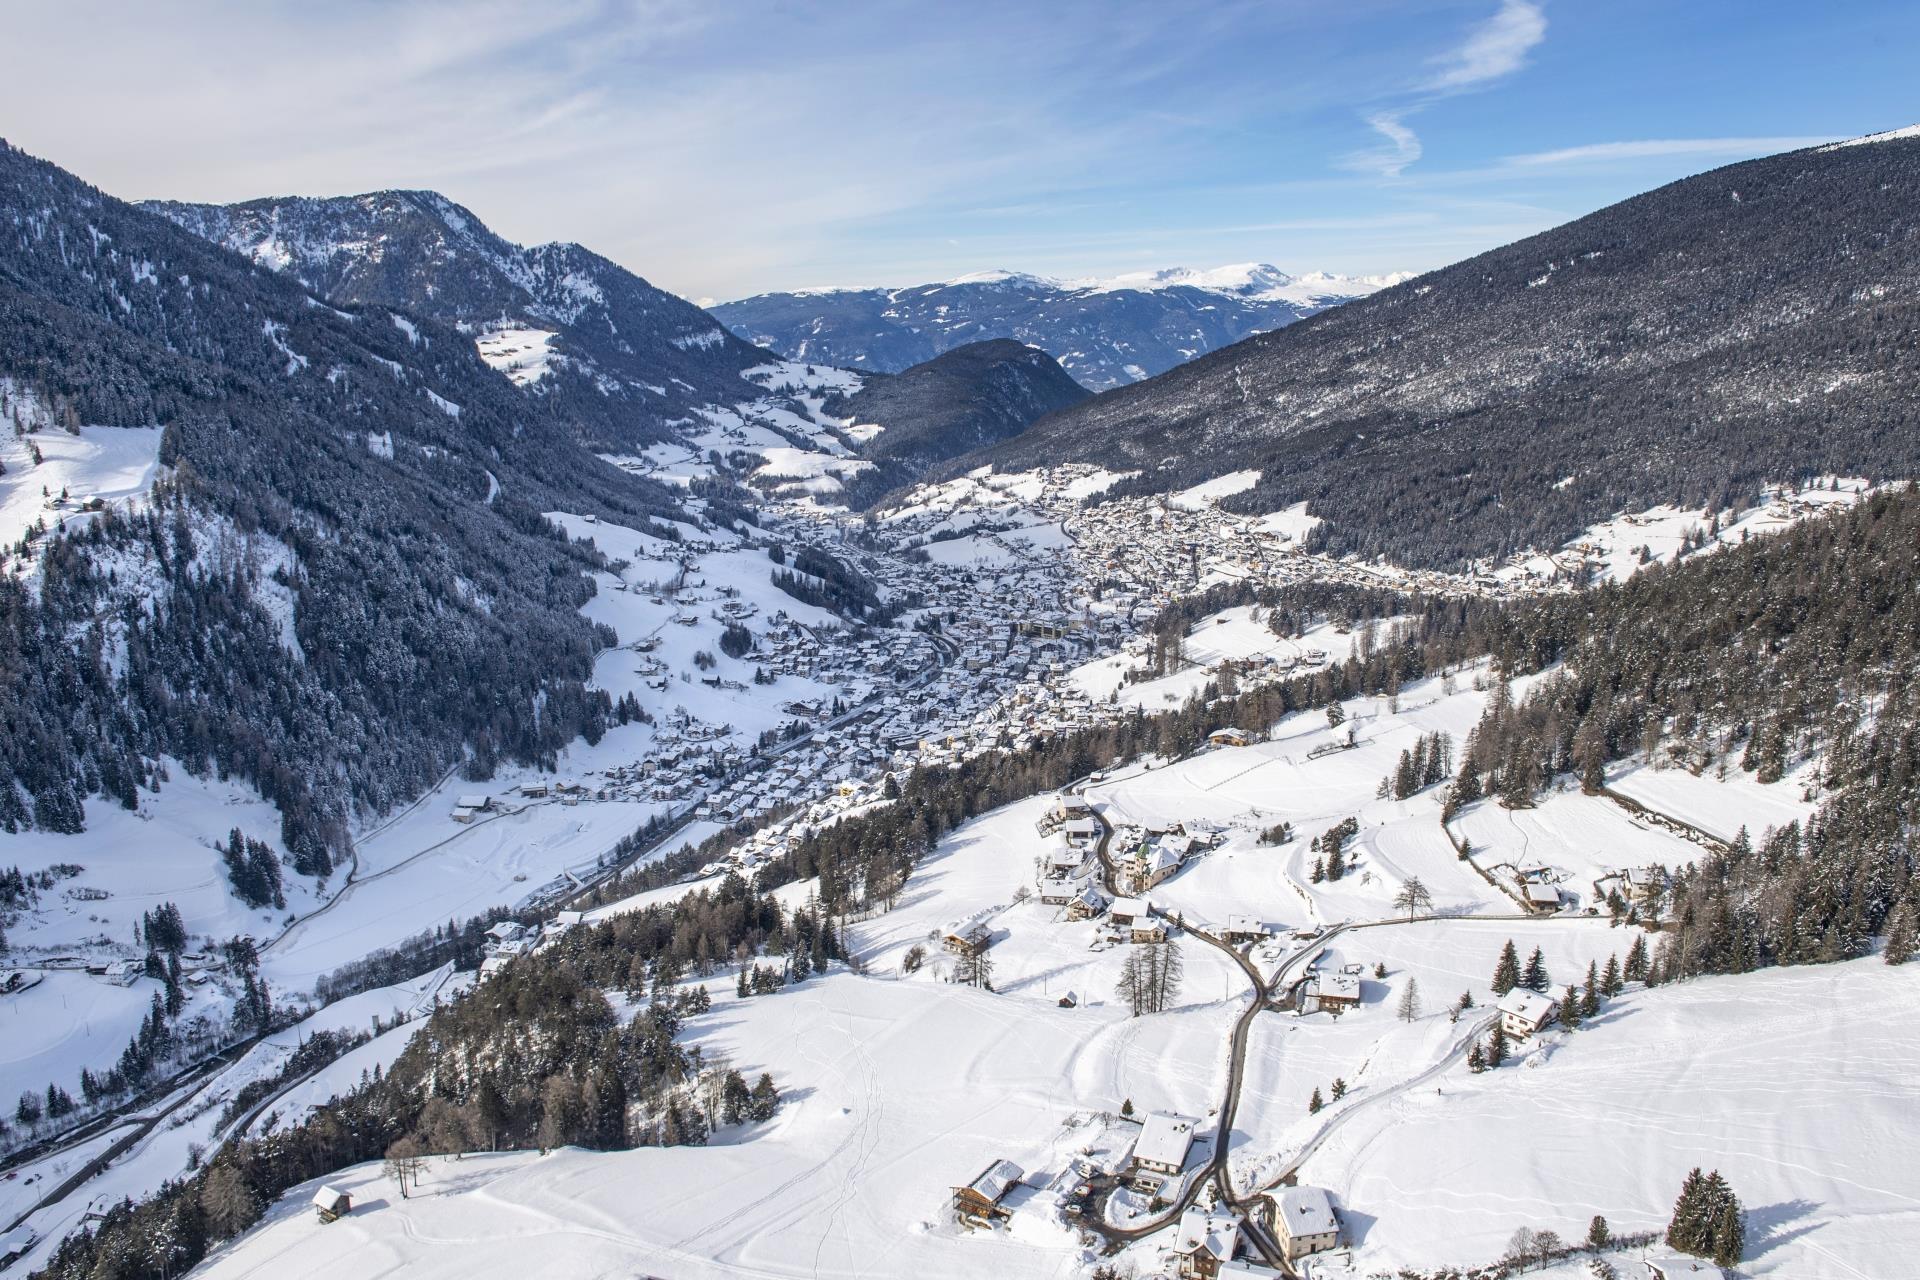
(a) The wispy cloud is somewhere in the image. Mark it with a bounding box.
[1504,135,1835,166]
[1343,111,1426,178]
[1341,2,1547,184]
[1424,0,1547,92]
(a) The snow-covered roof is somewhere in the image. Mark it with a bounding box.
[1276,1184,1337,1237]
[1173,1205,1241,1260]
[1497,988,1559,1024]
[1110,897,1150,918]
[1310,970,1360,1000]
[1073,884,1108,909]
[1134,1110,1197,1170]
[312,1185,351,1208]
[455,793,489,809]
[945,908,995,938]
[965,1159,1025,1202]
[1225,914,1264,934]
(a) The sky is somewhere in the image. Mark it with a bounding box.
[1,1,1915,302]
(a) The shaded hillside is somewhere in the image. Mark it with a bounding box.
[0,141,685,862]
[958,132,1920,568]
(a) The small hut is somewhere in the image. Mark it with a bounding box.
[313,1185,353,1223]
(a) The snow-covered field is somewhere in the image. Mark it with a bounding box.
[1497,477,1878,586]
[1067,606,1345,711]
[1453,787,1709,911]
[1297,956,1920,1279]
[191,970,1229,1280]
[0,419,164,550]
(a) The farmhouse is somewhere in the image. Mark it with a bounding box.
[1221,914,1266,945]
[1171,1206,1243,1278]
[1524,881,1562,911]
[1497,988,1561,1038]
[1066,884,1109,920]
[943,914,994,956]
[312,1186,353,1224]
[1129,917,1168,944]
[1130,1110,1198,1177]
[1110,897,1151,927]
[952,1159,1025,1226]
[1273,1184,1341,1260]
[1299,969,1361,1014]
[1062,816,1101,846]
[1207,727,1252,748]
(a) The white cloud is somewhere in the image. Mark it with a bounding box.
[1425,0,1546,92]
[1343,110,1425,178]
[1504,136,1835,166]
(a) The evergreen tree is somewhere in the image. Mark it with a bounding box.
[1601,953,1624,997]
[1885,900,1917,965]
[1467,1042,1486,1073]
[748,1072,780,1122]
[1711,1193,1747,1266]
[1558,984,1582,1030]
[1308,1087,1324,1114]
[1486,1022,1510,1068]
[1625,934,1650,982]
[1522,946,1550,992]
[1666,1168,1709,1254]
[1492,939,1521,995]
[1588,1214,1611,1249]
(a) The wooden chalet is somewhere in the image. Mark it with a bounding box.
[952,1159,1025,1226]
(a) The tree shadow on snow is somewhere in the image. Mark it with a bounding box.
[1746,1198,1824,1256]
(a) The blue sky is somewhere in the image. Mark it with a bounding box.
[2,1,1914,300]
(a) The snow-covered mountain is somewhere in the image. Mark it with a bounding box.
[146,191,771,452]
[709,264,1399,392]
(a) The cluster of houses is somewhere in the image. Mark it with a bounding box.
[949,1105,1344,1276]
[476,913,584,980]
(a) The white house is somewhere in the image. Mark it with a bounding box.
[1273,1184,1340,1260]
[1497,987,1560,1038]
[1130,1110,1197,1177]
[1171,1205,1242,1278]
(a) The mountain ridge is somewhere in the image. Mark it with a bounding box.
[144,189,772,452]
[709,265,1395,392]
[945,133,1920,569]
